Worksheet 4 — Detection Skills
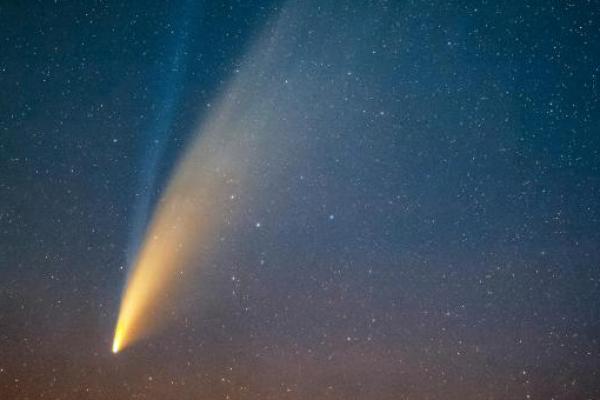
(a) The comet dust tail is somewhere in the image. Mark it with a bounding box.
[111,4,313,352]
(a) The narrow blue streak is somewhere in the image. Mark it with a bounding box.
[127,0,196,264]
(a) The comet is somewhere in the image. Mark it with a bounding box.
[111,0,365,352]
[111,4,304,353]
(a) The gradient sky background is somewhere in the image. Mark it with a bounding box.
[1,0,600,399]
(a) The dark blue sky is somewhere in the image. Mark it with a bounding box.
[1,1,599,399]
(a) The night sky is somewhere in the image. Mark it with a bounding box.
[2,1,600,399]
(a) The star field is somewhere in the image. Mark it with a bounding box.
[1,0,600,399]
